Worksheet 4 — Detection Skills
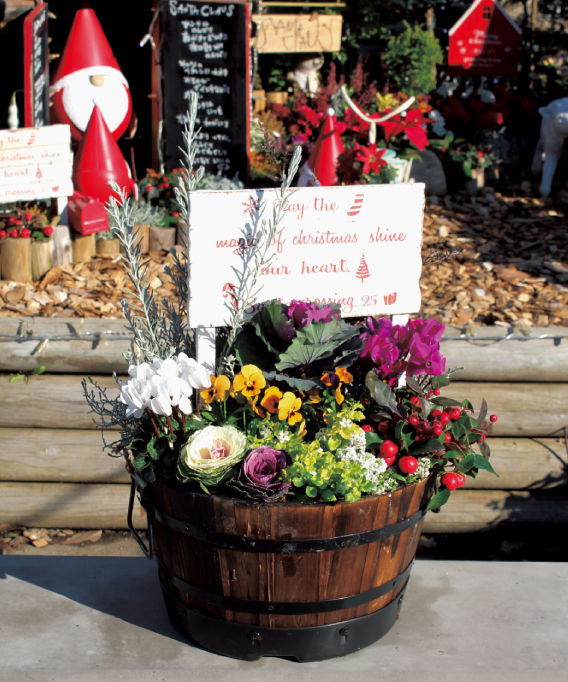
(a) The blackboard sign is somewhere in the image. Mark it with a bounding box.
[161,0,249,178]
[23,3,50,128]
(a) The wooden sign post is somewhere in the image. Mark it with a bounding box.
[448,0,521,76]
[188,183,424,369]
[0,125,73,204]
[161,0,250,177]
[23,2,50,128]
[252,14,343,53]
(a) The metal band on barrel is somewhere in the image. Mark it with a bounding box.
[147,501,425,554]
[157,558,414,615]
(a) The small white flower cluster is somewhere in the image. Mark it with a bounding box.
[416,457,431,479]
[336,432,396,495]
[119,353,211,418]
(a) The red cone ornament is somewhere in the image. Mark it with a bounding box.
[50,9,132,143]
[73,105,136,204]
[307,109,345,186]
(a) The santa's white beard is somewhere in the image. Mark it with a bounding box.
[61,74,130,133]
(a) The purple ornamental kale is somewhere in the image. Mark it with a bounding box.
[240,447,289,492]
[287,300,340,329]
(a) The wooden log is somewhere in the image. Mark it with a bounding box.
[0,482,146,530]
[1,429,562,489]
[30,239,53,281]
[252,89,266,114]
[72,233,95,263]
[96,237,121,255]
[441,326,568,382]
[1,318,566,382]
[51,224,73,267]
[176,219,188,247]
[149,226,176,252]
[0,374,121,430]
[0,317,132,374]
[423,490,568,533]
[132,223,150,254]
[0,237,32,282]
[465,438,567,489]
[0,428,129,483]
[0,483,565,534]
[442,382,568,437]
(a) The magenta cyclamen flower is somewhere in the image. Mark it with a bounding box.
[407,334,446,376]
[240,447,289,492]
[407,318,445,344]
[360,333,400,368]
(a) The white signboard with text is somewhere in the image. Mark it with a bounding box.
[188,183,424,328]
[0,124,73,204]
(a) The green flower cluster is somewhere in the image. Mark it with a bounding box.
[283,441,374,503]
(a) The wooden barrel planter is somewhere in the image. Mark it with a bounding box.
[129,475,434,661]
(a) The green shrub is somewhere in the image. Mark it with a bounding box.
[381,22,442,96]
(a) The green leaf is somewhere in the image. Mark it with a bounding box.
[456,454,475,473]
[411,438,445,455]
[292,477,304,487]
[253,300,296,353]
[479,437,491,459]
[420,397,432,420]
[474,450,497,474]
[133,455,148,469]
[431,397,463,408]
[305,485,318,498]
[445,441,466,456]
[451,421,467,441]
[365,432,382,449]
[426,489,451,511]
[234,324,276,371]
[147,439,159,460]
[262,371,317,392]
[406,376,422,393]
[431,373,450,388]
[477,398,488,426]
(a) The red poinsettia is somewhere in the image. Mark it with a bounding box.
[355,143,388,174]
[380,109,430,150]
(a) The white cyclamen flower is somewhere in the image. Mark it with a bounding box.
[177,352,212,390]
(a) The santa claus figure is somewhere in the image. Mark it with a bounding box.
[50,9,132,144]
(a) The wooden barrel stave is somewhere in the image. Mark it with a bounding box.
[148,477,433,630]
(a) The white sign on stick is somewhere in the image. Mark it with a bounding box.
[0,124,72,203]
[188,183,424,328]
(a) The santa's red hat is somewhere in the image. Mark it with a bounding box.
[73,105,136,204]
[52,9,127,87]
[307,109,345,186]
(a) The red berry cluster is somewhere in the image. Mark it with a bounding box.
[0,212,54,240]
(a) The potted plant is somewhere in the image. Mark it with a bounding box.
[0,208,55,282]
[84,97,497,662]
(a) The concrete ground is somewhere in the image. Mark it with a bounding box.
[0,557,566,682]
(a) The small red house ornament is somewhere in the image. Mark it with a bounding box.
[448,0,521,76]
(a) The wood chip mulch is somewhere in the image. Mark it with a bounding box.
[421,189,568,328]
[1,189,567,326]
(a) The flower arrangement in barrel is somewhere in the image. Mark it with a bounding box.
[84,94,497,511]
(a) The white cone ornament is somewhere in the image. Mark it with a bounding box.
[50,9,132,144]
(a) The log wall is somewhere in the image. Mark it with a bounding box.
[0,317,567,531]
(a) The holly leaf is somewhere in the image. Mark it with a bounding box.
[477,398,488,426]
[406,376,422,393]
[426,489,451,511]
[431,397,463,408]
[365,432,382,449]
[479,438,491,459]
[473,454,498,476]
[431,373,450,388]
[420,397,432,421]
[456,454,475,473]
[411,438,445,455]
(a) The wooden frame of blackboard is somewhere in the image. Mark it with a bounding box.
[23,2,50,129]
[160,0,251,181]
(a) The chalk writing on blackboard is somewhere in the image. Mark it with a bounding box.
[162,1,248,177]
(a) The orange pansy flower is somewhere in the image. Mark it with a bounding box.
[278,392,303,426]
[260,386,283,414]
[233,365,266,398]
[201,375,231,404]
